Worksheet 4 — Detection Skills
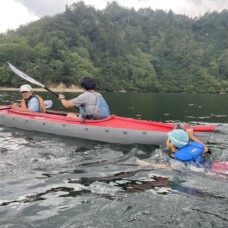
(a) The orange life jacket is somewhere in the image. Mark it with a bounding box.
[21,95,46,113]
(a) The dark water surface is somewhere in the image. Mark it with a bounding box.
[0,92,228,227]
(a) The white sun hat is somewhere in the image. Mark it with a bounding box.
[20,84,32,92]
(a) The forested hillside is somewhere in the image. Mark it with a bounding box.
[0,1,228,93]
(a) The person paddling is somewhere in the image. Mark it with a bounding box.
[12,84,46,113]
[59,76,110,120]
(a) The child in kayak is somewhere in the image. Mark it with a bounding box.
[12,84,46,113]
[59,76,110,120]
[137,129,228,175]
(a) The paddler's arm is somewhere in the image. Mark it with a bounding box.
[186,128,209,153]
[11,103,33,112]
[136,159,171,170]
[59,94,75,108]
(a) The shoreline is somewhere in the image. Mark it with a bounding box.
[0,88,227,94]
[0,87,83,93]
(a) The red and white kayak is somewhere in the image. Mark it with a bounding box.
[0,105,215,145]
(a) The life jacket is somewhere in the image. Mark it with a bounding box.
[80,93,110,120]
[21,95,46,113]
[174,142,205,164]
[92,93,110,119]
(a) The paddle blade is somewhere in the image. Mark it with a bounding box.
[44,100,53,109]
[7,62,45,88]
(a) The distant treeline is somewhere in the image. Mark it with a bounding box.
[0,1,228,93]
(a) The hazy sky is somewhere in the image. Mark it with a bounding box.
[1,0,228,33]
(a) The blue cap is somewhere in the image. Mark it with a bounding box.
[168,129,189,148]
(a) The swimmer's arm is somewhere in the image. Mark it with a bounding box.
[186,128,209,153]
[136,159,171,170]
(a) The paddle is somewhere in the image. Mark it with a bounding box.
[0,105,12,110]
[0,100,53,110]
[7,62,79,113]
[7,62,59,97]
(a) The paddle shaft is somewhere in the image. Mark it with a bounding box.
[0,100,52,110]
[0,105,12,110]
[44,86,59,97]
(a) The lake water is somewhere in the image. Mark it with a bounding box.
[0,92,228,227]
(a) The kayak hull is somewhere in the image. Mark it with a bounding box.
[0,108,215,145]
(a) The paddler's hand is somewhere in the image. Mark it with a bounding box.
[11,103,20,110]
[58,95,75,108]
[59,94,65,101]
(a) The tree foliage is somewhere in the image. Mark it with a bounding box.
[0,1,228,93]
